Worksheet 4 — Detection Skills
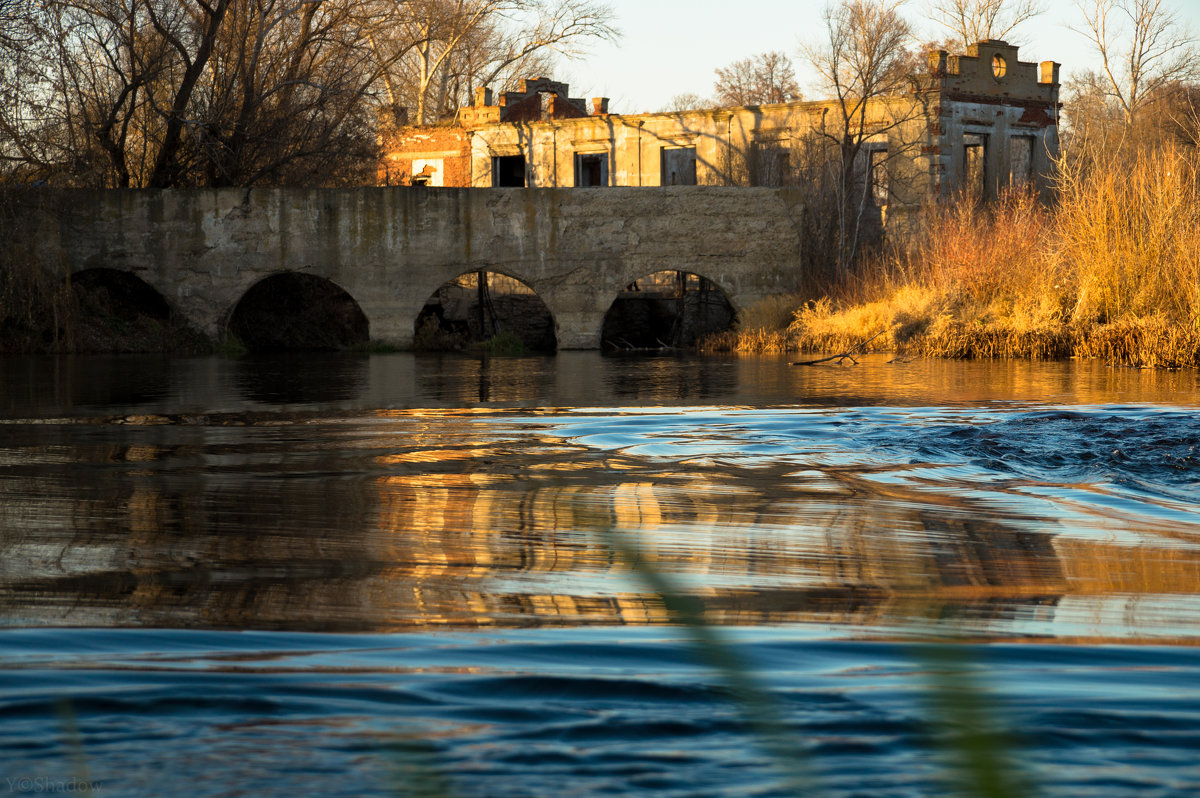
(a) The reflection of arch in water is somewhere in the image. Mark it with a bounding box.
[234,352,368,404]
[229,272,369,352]
[601,270,736,350]
[414,270,556,352]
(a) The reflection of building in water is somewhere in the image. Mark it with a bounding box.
[3,413,1200,638]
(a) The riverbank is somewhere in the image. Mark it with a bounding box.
[707,143,1200,370]
[703,311,1200,369]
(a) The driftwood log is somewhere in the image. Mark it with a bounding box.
[789,329,890,366]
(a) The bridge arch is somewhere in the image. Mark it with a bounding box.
[70,268,174,322]
[600,269,737,350]
[229,271,369,352]
[61,267,211,352]
[414,269,556,352]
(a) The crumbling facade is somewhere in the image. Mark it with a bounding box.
[378,41,1060,222]
[379,78,600,187]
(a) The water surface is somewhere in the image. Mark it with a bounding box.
[1,352,1198,796]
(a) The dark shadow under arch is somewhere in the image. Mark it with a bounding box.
[65,268,205,353]
[71,268,172,321]
[230,273,369,352]
[414,270,556,352]
[601,270,736,350]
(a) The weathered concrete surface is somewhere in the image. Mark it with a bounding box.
[3,187,806,349]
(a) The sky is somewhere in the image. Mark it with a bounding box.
[552,0,1200,114]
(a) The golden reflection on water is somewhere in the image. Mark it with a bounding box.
[2,403,1199,643]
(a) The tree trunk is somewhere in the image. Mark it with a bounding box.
[148,0,233,188]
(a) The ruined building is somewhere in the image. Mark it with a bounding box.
[378,41,1061,225]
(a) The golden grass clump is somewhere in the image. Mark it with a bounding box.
[909,188,1058,313]
[916,319,1074,360]
[1057,145,1200,328]
[788,289,952,353]
[701,293,808,352]
[1074,317,1200,370]
[723,141,1200,369]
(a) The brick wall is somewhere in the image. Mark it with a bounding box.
[378,126,471,186]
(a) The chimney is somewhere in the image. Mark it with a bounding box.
[475,86,493,107]
[591,97,609,115]
[1039,61,1061,86]
[927,49,948,77]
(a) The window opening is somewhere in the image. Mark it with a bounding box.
[575,153,608,187]
[1008,135,1034,186]
[492,155,526,187]
[411,158,443,186]
[868,148,889,205]
[963,134,987,202]
[753,142,790,186]
[660,146,697,186]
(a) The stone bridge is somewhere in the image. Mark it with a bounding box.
[4,186,807,349]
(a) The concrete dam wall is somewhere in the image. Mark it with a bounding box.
[2,186,807,349]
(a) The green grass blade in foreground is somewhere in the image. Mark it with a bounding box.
[56,698,94,795]
[913,640,1040,798]
[389,736,457,798]
[607,531,821,798]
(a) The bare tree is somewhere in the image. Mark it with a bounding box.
[0,0,32,50]
[145,0,235,187]
[0,0,51,181]
[927,0,1044,49]
[803,0,917,272]
[1161,82,1200,149]
[1061,70,1126,151]
[1,0,234,187]
[660,92,711,112]
[1073,0,1199,125]
[188,0,384,186]
[1,0,228,188]
[0,0,399,187]
[713,51,802,106]
[372,0,617,125]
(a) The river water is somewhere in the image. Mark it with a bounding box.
[1,352,1199,797]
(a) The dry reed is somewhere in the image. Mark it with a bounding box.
[747,142,1200,368]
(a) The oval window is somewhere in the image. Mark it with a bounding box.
[992,55,1007,79]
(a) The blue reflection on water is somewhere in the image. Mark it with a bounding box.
[1,628,1199,797]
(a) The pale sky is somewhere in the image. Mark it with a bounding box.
[552,0,1200,114]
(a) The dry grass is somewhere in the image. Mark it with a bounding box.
[701,293,807,352]
[1057,145,1200,328]
[1074,317,1200,370]
[753,142,1200,368]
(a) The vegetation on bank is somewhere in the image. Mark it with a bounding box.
[707,142,1200,369]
